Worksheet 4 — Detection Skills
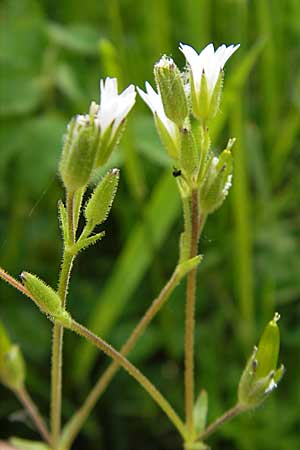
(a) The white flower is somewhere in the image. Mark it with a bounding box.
[95,77,136,136]
[179,42,240,96]
[137,82,179,157]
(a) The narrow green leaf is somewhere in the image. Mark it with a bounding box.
[194,389,208,434]
[10,438,50,450]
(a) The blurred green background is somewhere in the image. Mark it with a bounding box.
[0,0,299,448]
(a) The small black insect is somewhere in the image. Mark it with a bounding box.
[172,168,182,177]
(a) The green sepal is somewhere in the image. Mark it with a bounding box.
[60,121,99,192]
[179,127,199,181]
[85,168,120,227]
[255,312,280,379]
[176,175,192,199]
[197,71,210,121]
[209,70,224,119]
[154,56,188,127]
[95,120,126,167]
[58,200,68,243]
[21,272,71,327]
[199,143,234,215]
[154,113,179,159]
[10,437,51,450]
[194,389,208,435]
[190,72,201,120]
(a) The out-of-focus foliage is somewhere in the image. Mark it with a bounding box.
[0,0,299,449]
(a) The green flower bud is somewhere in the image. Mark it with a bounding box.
[20,273,71,327]
[199,140,235,214]
[154,56,189,127]
[60,115,99,192]
[85,168,120,227]
[238,313,284,410]
[0,322,25,390]
[179,127,199,181]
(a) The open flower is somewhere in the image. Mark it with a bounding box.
[179,42,240,120]
[137,82,180,158]
[95,78,136,136]
[60,78,136,191]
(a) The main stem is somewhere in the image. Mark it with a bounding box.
[68,319,187,440]
[16,387,51,445]
[61,268,182,448]
[184,189,201,438]
[51,192,75,449]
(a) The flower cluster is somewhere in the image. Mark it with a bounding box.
[137,42,239,212]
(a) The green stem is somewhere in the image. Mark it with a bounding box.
[67,319,187,440]
[184,190,204,438]
[196,403,242,441]
[15,386,51,445]
[0,267,31,298]
[184,190,198,436]
[61,267,183,448]
[51,192,76,449]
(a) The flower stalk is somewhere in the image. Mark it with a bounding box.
[60,256,202,448]
[15,386,51,446]
[51,193,76,449]
[196,403,242,442]
[66,318,187,440]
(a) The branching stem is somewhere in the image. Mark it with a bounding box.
[61,267,183,448]
[67,319,187,440]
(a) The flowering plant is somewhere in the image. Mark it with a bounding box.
[0,43,283,450]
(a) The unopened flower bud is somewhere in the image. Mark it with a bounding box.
[60,115,98,192]
[0,322,25,390]
[85,168,120,227]
[238,313,284,410]
[179,127,199,181]
[199,139,235,214]
[20,272,71,327]
[154,56,188,127]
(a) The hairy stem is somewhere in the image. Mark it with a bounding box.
[196,404,242,441]
[184,190,205,438]
[67,319,187,440]
[184,190,199,436]
[0,267,31,298]
[51,192,75,449]
[16,387,51,445]
[61,267,184,448]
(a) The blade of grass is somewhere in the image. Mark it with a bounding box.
[230,93,254,348]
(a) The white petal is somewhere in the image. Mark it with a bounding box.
[137,82,177,141]
[179,42,240,96]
